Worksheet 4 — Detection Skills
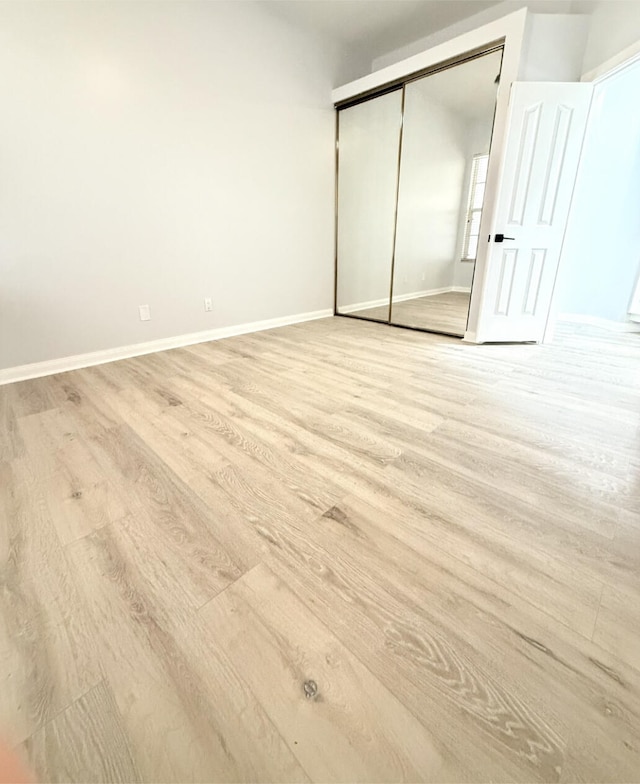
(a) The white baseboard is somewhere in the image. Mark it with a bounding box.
[558,313,640,333]
[0,308,333,386]
[341,285,471,314]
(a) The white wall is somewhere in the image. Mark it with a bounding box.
[0,1,340,371]
[581,0,640,75]
[520,13,590,81]
[554,59,640,323]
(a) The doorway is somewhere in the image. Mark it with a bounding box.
[552,54,640,333]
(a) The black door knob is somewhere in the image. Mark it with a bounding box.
[494,233,515,242]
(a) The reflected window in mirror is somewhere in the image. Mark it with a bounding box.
[461,153,489,261]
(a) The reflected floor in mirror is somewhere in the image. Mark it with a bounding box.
[348,291,471,335]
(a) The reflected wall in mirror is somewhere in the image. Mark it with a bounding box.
[335,90,402,321]
[391,49,502,335]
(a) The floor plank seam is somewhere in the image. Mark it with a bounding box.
[11,678,108,755]
[590,582,606,642]
[194,561,265,614]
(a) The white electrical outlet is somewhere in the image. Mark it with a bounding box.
[139,304,151,321]
[421,272,426,282]
[204,297,213,312]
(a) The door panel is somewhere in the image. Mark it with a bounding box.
[390,49,502,337]
[335,90,403,321]
[474,82,593,343]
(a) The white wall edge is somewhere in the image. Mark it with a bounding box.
[332,9,527,104]
[558,313,640,333]
[0,308,333,386]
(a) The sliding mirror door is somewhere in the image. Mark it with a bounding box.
[335,90,403,322]
[390,49,502,336]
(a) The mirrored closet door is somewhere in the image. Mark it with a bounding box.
[391,49,502,336]
[335,47,503,337]
[335,89,403,321]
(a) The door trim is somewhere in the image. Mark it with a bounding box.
[334,42,504,110]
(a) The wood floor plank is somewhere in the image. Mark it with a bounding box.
[173,359,636,606]
[194,379,610,635]
[0,386,25,462]
[0,317,638,782]
[0,460,103,745]
[18,409,130,544]
[259,515,569,781]
[65,529,308,782]
[4,377,58,418]
[391,426,622,542]
[20,681,140,784]
[290,491,640,780]
[433,417,632,513]
[592,584,640,672]
[46,371,124,439]
[84,424,253,606]
[199,562,452,783]
[442,393,634,478]
[330,477,604,639]
[156,376,347,515]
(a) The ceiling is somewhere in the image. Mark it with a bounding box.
[262,0,597,72]
[264,0,499,62]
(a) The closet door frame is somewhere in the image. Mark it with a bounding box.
[334,41,504,338]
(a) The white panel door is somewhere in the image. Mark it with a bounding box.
[474,82,593,343]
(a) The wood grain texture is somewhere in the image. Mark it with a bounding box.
[64,527,307,782]
[1,317,639,782]
[0,459,103,746]
[199,563,450,783]
[20,681,140,784]
[592,583,640,670]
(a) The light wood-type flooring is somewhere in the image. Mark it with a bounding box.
[1,317,639,783]
[347,291,471,335]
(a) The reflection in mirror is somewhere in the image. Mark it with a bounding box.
[336,90,402,321]
[390,49,502,335]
